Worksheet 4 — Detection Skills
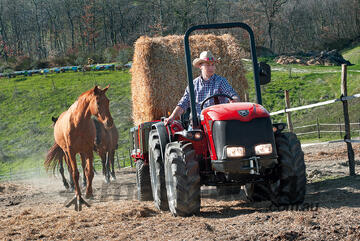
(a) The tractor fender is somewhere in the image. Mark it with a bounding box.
[152,122,169,160]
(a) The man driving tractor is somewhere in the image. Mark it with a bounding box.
[164,50,240,125]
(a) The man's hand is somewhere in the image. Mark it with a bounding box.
[230,96,240,103]
[164,116,174,126]
[164,106,184,126]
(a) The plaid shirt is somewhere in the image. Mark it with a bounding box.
[177,74,239,115]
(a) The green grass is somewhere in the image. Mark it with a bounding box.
[0,70,133,177]
[342,44,360,65]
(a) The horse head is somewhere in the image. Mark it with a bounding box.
[90,85,114,129]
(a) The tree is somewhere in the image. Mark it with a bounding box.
[259,0,288,51]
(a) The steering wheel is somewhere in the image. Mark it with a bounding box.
[200,93,233,110]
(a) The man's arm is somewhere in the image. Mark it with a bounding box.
[219,77,240,102]
[164,106,184,125]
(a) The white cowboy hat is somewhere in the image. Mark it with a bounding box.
[193,51,217,68]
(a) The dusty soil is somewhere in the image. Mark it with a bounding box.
[1,142,360,241]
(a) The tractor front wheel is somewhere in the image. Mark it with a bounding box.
[272,132,306,206]
[165,141,200,217]
[243,182,271,202]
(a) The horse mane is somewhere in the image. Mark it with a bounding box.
[78,87,95,99]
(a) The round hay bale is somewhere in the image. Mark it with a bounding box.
[130,34,248,125]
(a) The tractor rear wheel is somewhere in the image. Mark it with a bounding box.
[149,130,168,211]
[136,159,153,201]
[272,132,306,206]
[165,141,200,217]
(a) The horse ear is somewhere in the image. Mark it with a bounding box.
[103,84,110,93]
[93,85,100,95]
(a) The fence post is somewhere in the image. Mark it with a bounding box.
[317,117,320,139]
[358,118,360,137]
[123,151,126,168]
[339,117,342,138]
[284,90,293,132]
[116,151,120,169]
[341,64,355,176]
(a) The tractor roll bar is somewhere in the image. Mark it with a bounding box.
[184,22,262,128]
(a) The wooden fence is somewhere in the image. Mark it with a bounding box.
[294,119,360,138]
[270,64,358,175]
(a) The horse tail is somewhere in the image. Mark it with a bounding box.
[45,142,65,173]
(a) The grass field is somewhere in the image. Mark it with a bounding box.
[0,45,359,177]
[342,44,360,65]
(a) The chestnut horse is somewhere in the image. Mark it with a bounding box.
[47,117,119,188]
[47,85,113,211]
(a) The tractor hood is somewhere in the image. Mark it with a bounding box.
[200,102,270,122]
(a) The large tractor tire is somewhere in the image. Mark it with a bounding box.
[136,159,153,201]
[165,141,200,217]
[273,132,306,206]
[243,182,271,202]
[148,130,168,211]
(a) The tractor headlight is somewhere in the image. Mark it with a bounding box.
[226,146,246,158]
[194,132,202,140]
[254,144,273,155]
[178,130,203,141]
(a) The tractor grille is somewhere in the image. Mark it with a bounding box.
[212,117,276,159]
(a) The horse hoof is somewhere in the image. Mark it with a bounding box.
[111,175,116,181]
[85,193,94,199]
[63,182,70,190]
[65,195,90,211]
[104,177,110,184]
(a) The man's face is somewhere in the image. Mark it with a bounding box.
[200,61,216,76]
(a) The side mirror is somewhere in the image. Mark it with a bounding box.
[259,62,271,85]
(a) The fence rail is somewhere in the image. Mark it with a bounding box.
[270,93,360,116]
[294,122,360,137]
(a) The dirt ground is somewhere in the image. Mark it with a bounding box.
[1,142,360,241]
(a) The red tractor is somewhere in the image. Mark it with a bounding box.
[130,22,306,217]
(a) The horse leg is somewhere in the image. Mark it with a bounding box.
[100,151,106,176]
[59,158,70,190]
[100,151,109,183]
[110,150,116,180]
[105,152,111,183]
[84,150,95,199]
[80,153,87,188]
[65,151,90,211]
[67,165,75,191]
[64,152,74,191]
